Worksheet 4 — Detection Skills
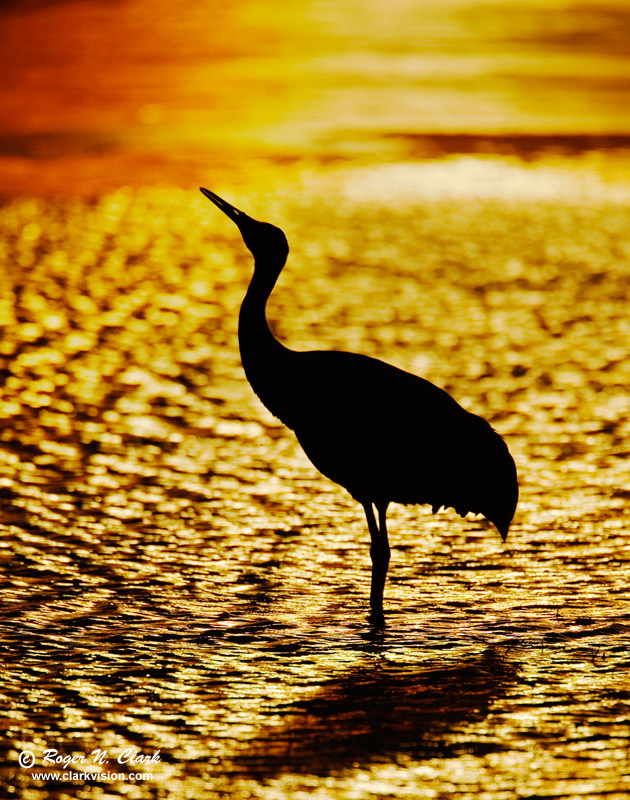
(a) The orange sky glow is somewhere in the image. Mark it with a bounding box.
[2,0,630,194]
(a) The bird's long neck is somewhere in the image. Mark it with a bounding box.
[238,256,297,425]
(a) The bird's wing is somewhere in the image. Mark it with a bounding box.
[289,350,478,505]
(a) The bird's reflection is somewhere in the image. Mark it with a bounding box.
[234,646,518,777]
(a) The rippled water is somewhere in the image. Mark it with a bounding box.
[2,158,630,798]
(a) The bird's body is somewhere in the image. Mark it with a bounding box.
[250,346,510,520]
[201,187,518,621]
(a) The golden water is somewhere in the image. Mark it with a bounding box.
[1,158,630,797]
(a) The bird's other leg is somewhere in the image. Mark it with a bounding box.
[363,501,390,622]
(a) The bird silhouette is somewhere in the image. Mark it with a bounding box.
[200,187,518,621]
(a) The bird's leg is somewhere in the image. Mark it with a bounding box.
[363,502,390,618]
[376,502,391,609]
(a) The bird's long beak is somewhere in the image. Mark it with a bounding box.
[199,187,245,225]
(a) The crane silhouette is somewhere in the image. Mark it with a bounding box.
[200,188,518,621]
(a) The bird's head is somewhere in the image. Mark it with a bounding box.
[200,188,289,265]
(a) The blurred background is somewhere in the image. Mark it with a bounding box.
[3,3,630,799]
[2,0,630,195]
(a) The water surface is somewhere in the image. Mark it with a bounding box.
[1,158,630,797]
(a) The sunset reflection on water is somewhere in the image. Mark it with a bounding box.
[1,2,630,800]
[2,0,630,193]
